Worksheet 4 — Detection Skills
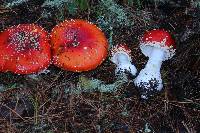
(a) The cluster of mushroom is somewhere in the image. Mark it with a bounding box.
[0,19,108,74]
[110,29,176,99]
[0,19,176,99]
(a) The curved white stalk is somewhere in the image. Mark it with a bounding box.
[113,53,137,76]
[134,47,165,98]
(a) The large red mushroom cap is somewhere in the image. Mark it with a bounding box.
[0,24,51,74]
[50,19,108,72]
[140,29,176,60]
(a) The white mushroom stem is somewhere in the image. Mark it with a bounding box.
[134,47,165,91]
[114,53,137,76]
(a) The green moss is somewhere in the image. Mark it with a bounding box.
[96,0,133,29]
[41,0,89,19]
[95,0,134,47]
[63,75,128,94]
[191,0,200,8]
[3,0,29,8]
[42,0,72,8]
[78,75,127,93]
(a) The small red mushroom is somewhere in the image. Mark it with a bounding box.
[0,24,51,74]
[110,44,137,76]
[134,29,176,99]
[50,19,108,72]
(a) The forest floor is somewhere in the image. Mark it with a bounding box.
[0,0,200,132]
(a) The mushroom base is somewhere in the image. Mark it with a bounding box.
[134,47,165,98]
[134,68,163,99]
[111,53,137,76]
[115,63,137,76]
[137,82,161,99]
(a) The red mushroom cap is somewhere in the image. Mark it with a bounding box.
[0,24,51,74]
[110,44,132,64]
[50,19,108,72]
[140,29,176,60]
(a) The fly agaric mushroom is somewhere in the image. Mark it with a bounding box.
[110,44,137,76]
[50,19,108,72]
[0,24,51,74]
[134,29,175,99]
